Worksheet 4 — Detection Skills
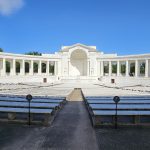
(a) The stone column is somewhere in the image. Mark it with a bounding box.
[145,59,149,77]
[38,60,41,75]
[11,59,16,75]
[87,60,89,76]
[46,61,49,75]
[68,61,69,76]
[54,61,57,76]
[126,60,129,76]
[57,61,61,76]
[109,61,112,76]
[117,61,120,76]
[135,60,138,77]
[20,59,25,75]
[29,60,33,75]
[1,58,6,76]
[89,61,90,76]
[97,61,100,76]
[101,61,104,76]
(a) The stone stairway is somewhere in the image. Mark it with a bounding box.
[67,88,84,101]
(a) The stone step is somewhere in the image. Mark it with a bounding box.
[67,88,84,101]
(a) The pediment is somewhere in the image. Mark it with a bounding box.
[60,43,97,52]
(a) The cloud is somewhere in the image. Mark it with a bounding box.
[0,0,24,16]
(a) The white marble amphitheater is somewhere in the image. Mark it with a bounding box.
[0,43,150,85]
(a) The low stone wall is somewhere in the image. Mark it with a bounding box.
[0,75,150,85]
[101,76,150,85]
[0,75,59,83]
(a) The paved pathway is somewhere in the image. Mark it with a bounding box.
[0,101,99,150]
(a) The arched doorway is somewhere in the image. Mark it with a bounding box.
[70,49,87,76]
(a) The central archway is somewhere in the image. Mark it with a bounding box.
[70,49,87,76]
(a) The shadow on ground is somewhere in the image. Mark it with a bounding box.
[96,127,150,150]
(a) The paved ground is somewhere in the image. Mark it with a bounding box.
[96,127,150,150]
[0,101,99,150]
[0,83,72,97]
[0,82,150,97]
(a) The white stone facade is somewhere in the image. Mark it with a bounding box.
[0,43,150,84]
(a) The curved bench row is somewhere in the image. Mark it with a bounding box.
[85,96,150,127]
[0,96,66,126]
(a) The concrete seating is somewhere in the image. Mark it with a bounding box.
[0,107,54,126]
[0,96,65,100]
[87,99,150,104]
[33,96,66,101]
[94,110,150,116]
[85,96,150,127]
[0,101,60,109]
[89,104,150,110]
[0,97,64,103]
[86,96,150,100]
[0,96,66,126]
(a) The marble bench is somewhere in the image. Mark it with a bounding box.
[86,96,150,98]
[0,97,66,126]
[85,97,150,127]
[86,96,150,100]
[0,97,65,104]
[87,99,150,104]
[0,107,54,126]
[92,110,150,127]
[89,104,150,110]
[0,101,60,109]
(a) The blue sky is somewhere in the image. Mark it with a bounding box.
[0,0,150,55]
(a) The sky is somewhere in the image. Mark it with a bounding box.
[0,0,150,55]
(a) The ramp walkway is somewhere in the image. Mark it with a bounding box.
[41,88,99,149]
[40,101,99,149]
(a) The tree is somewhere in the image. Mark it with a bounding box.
[25,62,30,73]
[25,51,42,56]
[6,61,10,73]
[104,63,109,74]
[42,63,46,73]
[49,64,54,75]
[112,63,117,73]
[16,62,20,73]
[130,63,135,74]
[140,62,145,74]
[121,64,126,74]
[33,62,38,73]
[0,48,3,52]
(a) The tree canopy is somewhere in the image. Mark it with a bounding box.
[25,51,41,56]
[0,48,3,52]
